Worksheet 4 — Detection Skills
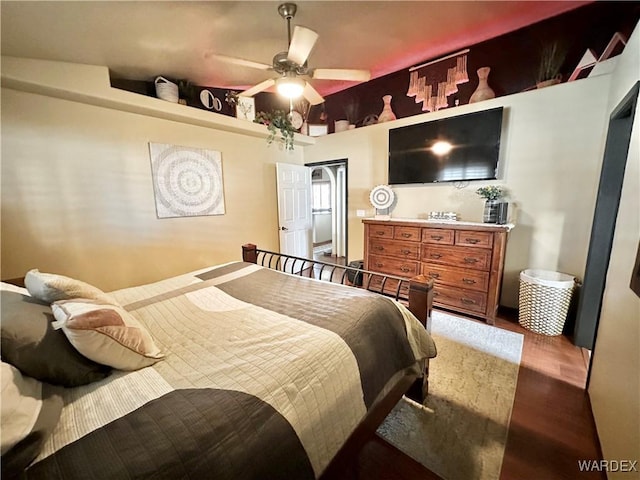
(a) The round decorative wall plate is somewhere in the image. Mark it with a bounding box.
[288,110,303,130]
[369,184,395,209]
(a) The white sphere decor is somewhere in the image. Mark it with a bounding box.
[369,185,395,210]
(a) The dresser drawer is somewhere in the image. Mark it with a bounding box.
[368,224,393,239]
[368,255,419,277]
[455,230,493,249]
[369,239,420,260]
[433,284,487,314]
[421,245,491,271]
[421,264,489,292]
[421,228,455,245]
[393,226,421,242]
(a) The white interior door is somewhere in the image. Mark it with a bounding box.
[335,165,347,258]
[276,163,312,271]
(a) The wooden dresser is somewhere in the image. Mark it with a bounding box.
[363,218,511,324]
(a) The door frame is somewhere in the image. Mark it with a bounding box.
[306,159,348,263]
[574,82,639,384]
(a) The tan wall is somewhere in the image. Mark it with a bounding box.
[304,77,611,308]
[588,23,640,478]
[1,88,303,290]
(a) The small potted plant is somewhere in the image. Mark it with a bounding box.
[476,186,507,223]
[343,99,360,129]
[536,42,566,89]
[254,110,296,150]
[476,185,505,201]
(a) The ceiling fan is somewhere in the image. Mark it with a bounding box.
[212,2,371,105]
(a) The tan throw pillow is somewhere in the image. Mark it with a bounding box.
[51,299,164,371]
[24,269,117,305]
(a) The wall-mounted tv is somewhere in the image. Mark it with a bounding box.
[388,107,504,185]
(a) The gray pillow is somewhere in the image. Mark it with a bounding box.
[0,291,111,387]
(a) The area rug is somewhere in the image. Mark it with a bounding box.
[377,310,524,480]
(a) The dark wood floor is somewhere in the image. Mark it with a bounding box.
[327,308,604,480]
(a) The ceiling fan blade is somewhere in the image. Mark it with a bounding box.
[287,26,319,66]
[302,82,324,105]
[240,78,276,98]
[312,68,371,82]
[209,53,272,71]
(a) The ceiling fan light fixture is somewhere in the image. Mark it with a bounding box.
[276,75,305,99]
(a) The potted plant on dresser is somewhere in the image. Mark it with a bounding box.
[476,185,508,224]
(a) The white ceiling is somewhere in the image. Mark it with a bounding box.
[1,1,590,96]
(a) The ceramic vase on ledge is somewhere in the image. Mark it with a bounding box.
[469,67,495,104]
[377,95,397,123]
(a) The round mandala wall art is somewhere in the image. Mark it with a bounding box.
[149,143,225,218]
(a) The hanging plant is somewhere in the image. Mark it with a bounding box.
[254,110,295,150]
[225,90,239,107]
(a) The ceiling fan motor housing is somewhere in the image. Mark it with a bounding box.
[272,51,308,75]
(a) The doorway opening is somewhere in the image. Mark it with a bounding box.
[306,159,348,266]
[573,82,638,385]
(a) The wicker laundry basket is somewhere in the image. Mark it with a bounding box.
[518,269,575,336]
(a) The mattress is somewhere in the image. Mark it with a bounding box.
[24,262,436,479]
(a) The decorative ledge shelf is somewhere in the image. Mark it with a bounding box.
[0,56,316,147]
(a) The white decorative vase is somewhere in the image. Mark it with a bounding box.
[334,120,350,132]
[154,76,179,103]
[377,95,397,123]
[469,67,495,104]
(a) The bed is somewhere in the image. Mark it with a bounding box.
[1,245,436,479]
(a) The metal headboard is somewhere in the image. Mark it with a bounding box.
[242,244,411,302]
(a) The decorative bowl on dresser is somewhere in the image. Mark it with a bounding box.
[363,218,512,324]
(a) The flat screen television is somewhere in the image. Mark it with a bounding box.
[388,107,504,184]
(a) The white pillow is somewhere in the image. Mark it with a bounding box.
[0,281,30,296]
[0,362,42,456]
[51,299,164,371]
[24,269,117,305]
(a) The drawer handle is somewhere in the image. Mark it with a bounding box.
[430,253,443,259]
[428,272,440,279]
[462,278,477,284]
[430,235,443,240]
[375,263,384,268]
[465,238,480,244]
[400,266,411,273]
[461,298,477,305]
[401,233,412,238]
[401,249,411,255]
[463,257,478,264]
[375,245,384,251]
[376,231,386,236]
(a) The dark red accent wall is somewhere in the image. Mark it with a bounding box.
[321,1,640,130]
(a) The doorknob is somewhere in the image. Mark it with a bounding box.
[280,226,288,231]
